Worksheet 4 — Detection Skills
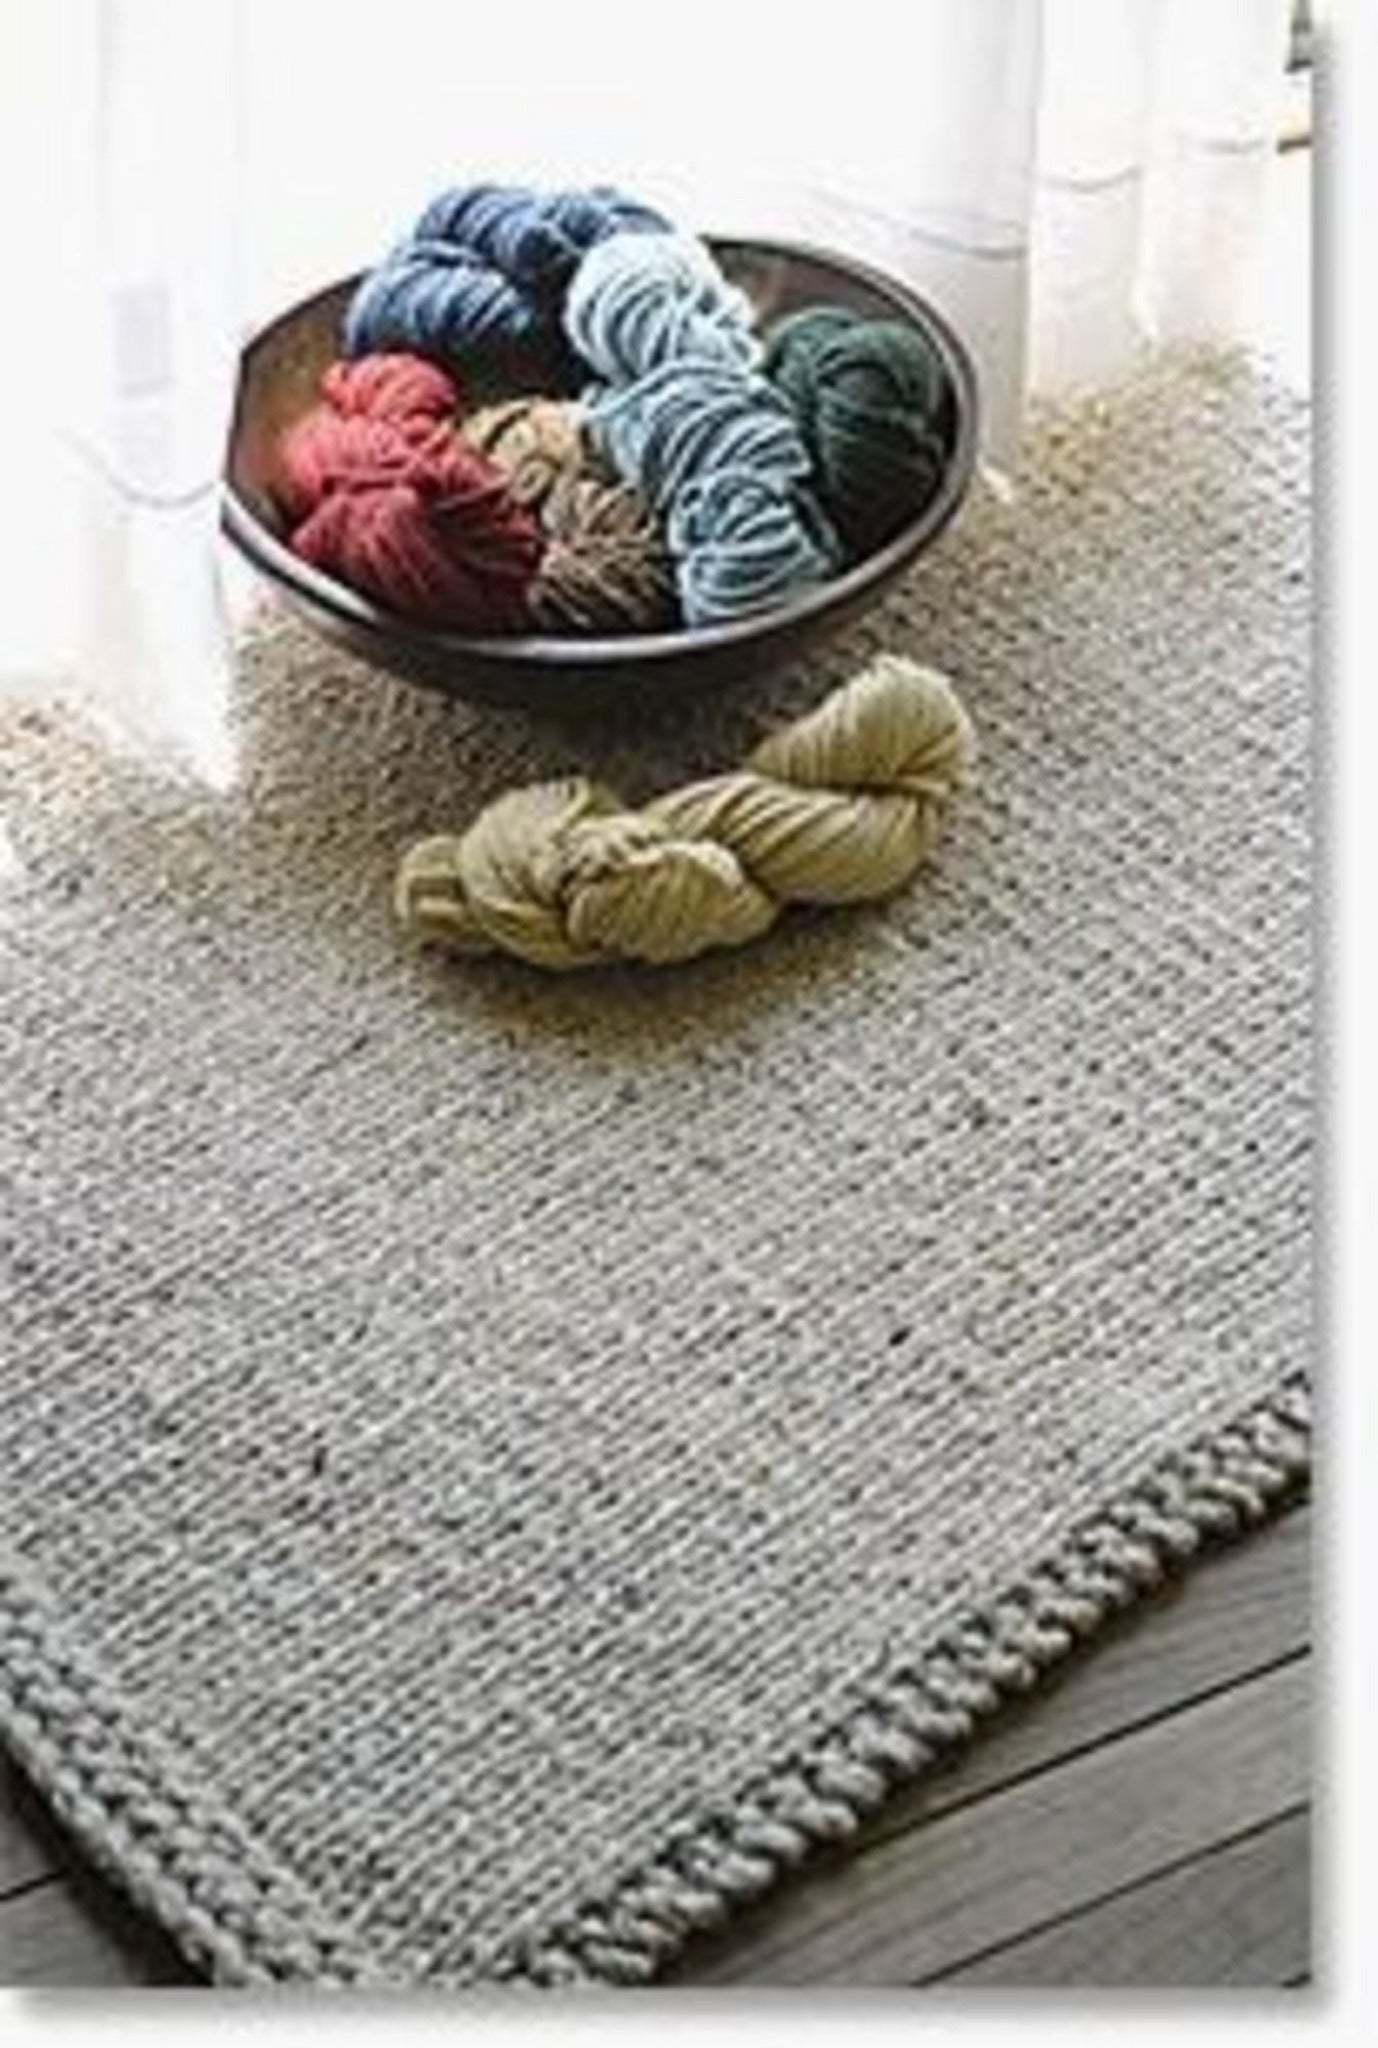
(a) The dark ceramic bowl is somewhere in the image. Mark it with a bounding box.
[221,237,979,715]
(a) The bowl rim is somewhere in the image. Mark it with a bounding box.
[220,233,981,665]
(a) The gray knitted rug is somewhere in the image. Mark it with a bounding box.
[0,353,1312,1987]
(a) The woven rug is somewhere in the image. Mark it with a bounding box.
[0,353,1312,1987]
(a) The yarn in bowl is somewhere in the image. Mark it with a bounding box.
[343,183,671,388]
[763,305,955,560]
[276,352,543,631]
[222,235,980,713]
[583,359,841,625]
[563,229,761,384]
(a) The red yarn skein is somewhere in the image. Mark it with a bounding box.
[277,352,543,630]
[320,353,456,423]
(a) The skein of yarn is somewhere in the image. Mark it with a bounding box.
[460,396,591,510]
[395,653,974,969]
[563,224,843,626]
[310,352,458,428]
[667,465,838,625]
[344,184,670,383]
[585,360,808,514]
[584,358,840,625]
[529,472,678,635]
[414,184,670,296]
[277,353,458,520]
[763,305,953,560]
[461,395,675,632]
[564,231,760,384]
[278,353,543,630]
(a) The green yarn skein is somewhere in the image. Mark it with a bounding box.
[763,306,952,562]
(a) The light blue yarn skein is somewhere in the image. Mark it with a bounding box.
[585,361,813,513]
[563,231,761,384]
[669,466,840,625]
[584,358,841,625]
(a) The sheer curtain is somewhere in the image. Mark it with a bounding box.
[0,0,1296,760]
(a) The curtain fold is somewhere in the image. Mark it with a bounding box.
[1,0,243,770]
[0,0,1298,751]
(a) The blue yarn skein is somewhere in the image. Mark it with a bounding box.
[344,240,548,368]
[563,231,760,384]
[585,358,841,626]
[343,184,670,381]
[586,361,812,513]
[414,184,670,298]
[670,467,839,625]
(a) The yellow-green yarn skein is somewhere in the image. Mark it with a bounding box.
[395,654,974,969]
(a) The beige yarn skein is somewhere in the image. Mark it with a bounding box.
[460,397,588,509]
[395,653,975,970]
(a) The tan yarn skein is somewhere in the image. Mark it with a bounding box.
[462,398,675,633]
[530,472,678,634]
[460,397,588,509]
[395,654,974,970]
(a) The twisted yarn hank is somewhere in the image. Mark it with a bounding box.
[277,353,457,520]
[529,472,677,634]
[460,395,675,632]
[668,465,838,626]
[763,305,953,560]
[584,357,841,626]
[343,184,670,383]
[395,653,974,969]
[563,226,843,625]
[564,230,760,384]
[277,353,543,630]
[460,396,591,510]
[415,184,670,296]
[586,360,808,514]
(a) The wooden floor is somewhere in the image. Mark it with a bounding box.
[0,1503,1310,1990]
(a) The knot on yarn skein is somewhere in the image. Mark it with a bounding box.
[585,361,840,624]
[395,653,974,969]
[564,231,760,384]
[277,353,543,630]
[763,306,953,559]
[529,472,678,634]
[344,184,670,383]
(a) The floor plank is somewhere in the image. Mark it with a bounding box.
[671,1505,1309,1979]
[680,1656,1308,1984]
[0,1871,196,1988]
[934,1809,1310,1987]
[861,1505,1310,1846]
[0,1765,59,1898]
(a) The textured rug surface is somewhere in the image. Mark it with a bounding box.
[0,354,1312,1986]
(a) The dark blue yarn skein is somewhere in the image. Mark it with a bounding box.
[344,240,547,369]
[414,184,670,297]
[343,184,671,383]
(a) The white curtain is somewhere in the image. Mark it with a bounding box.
[0,0,1296,761]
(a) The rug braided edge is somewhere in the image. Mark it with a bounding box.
[0,1376,1310,1987]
